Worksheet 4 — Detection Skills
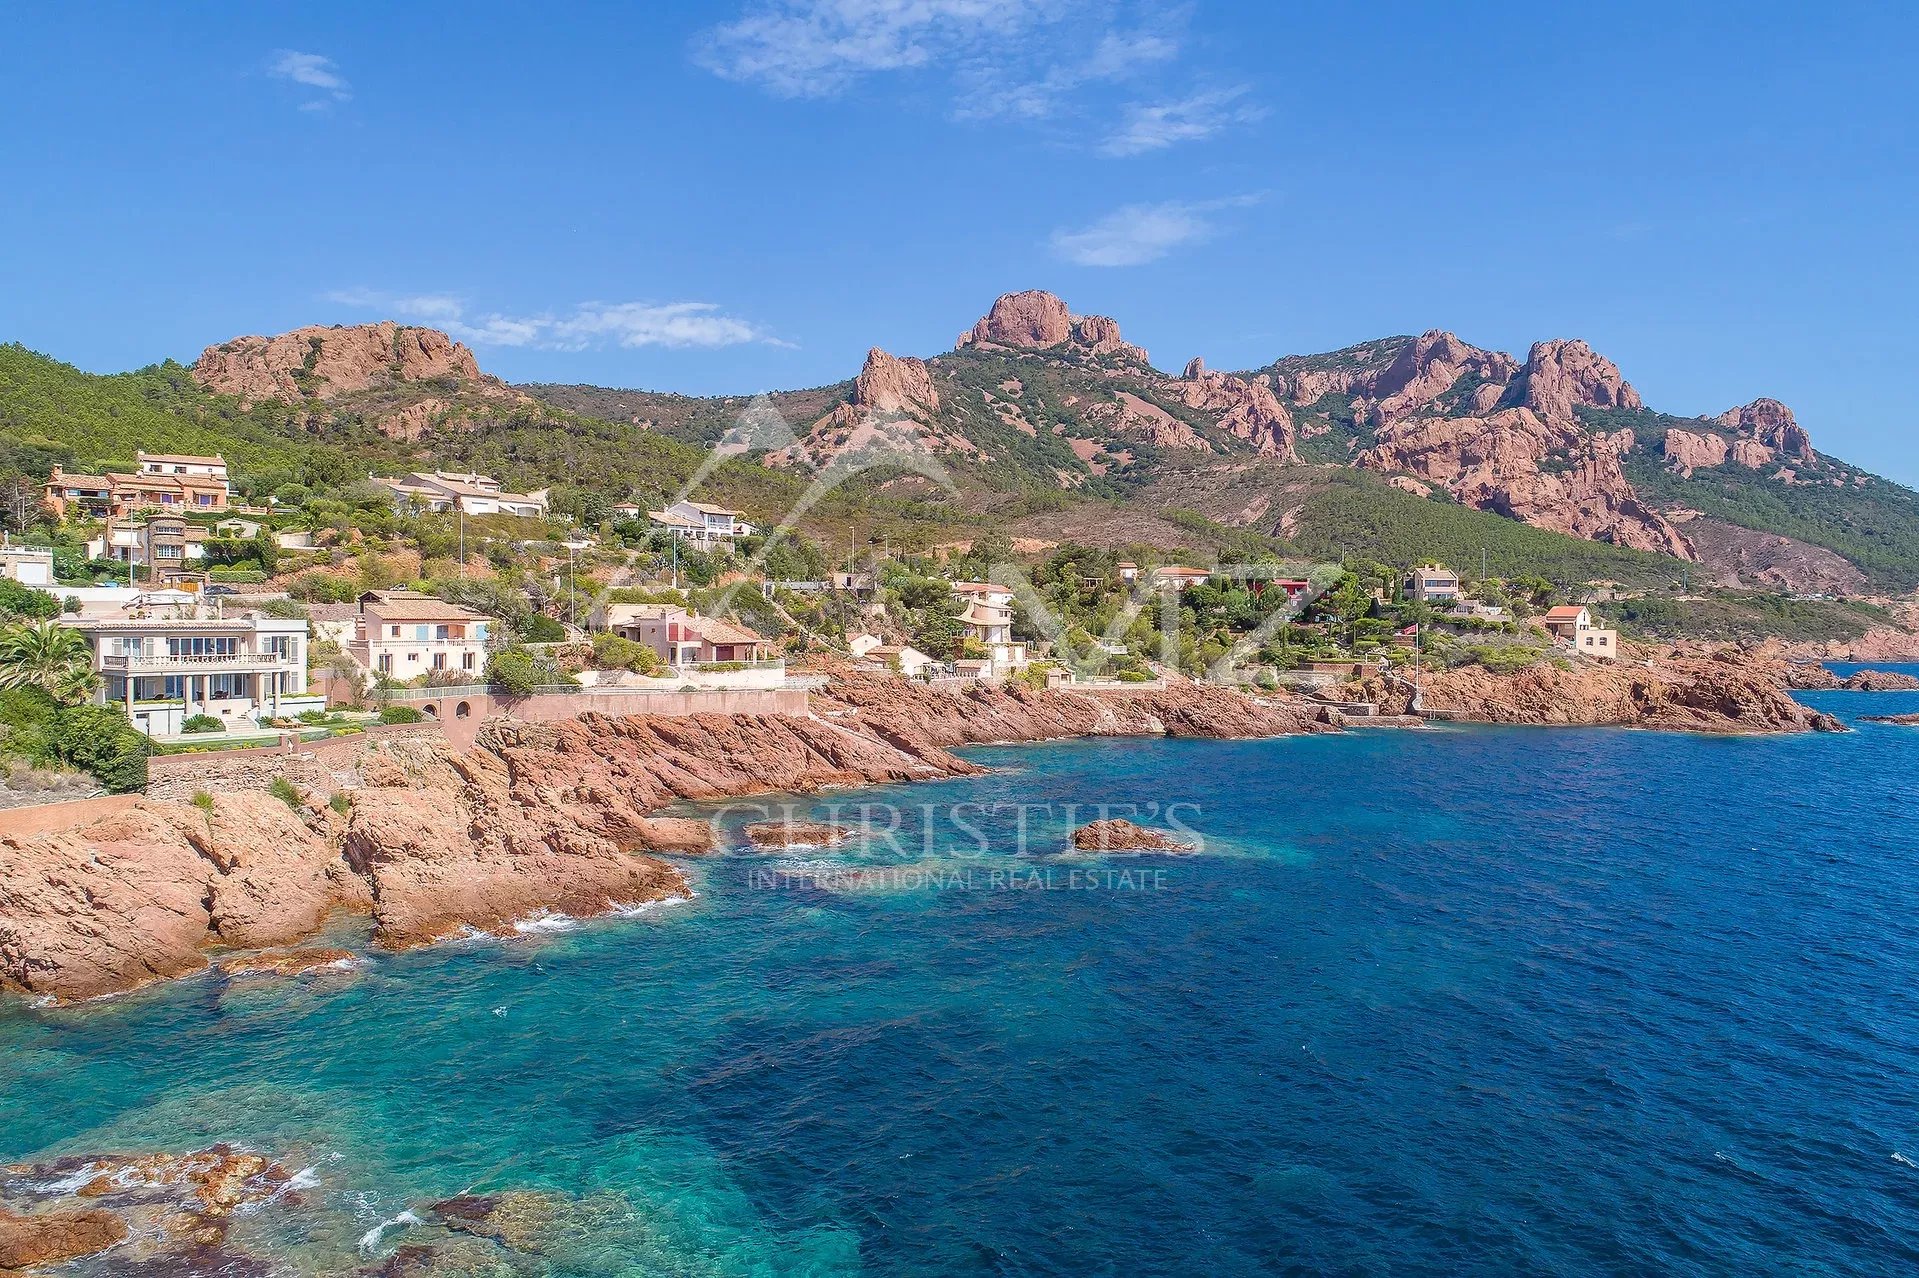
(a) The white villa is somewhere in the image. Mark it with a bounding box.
[71,605,322,736]
[951,581,1028,674]
[375,471,550,518]
[647,500,753,542]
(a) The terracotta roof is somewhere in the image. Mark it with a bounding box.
[1543,606,1588,622]
[679,500,740,517]
[684,615,764,646]
[1153,565,1211,577]
[648,509,703,528]
[361,591,488,623]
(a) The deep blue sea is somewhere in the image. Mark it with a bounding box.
[5,674,1919,1275]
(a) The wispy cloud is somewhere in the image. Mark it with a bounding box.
[269,51,352,109]
[324,290,789,351]
[1101,83,1264,156]
[1049,196,1259,268]
[693,1,1219,135]
[693,0,1035,99]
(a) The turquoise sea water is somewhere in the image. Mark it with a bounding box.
[5,675,1919,1275]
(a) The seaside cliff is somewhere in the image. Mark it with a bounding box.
[0,675,1332,1005]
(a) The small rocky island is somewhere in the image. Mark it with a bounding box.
[1070,819,1195,853]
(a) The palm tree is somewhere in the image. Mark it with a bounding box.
[0,620,96,703]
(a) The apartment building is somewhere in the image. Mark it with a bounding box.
[72,606,320,736]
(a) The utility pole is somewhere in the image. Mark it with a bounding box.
[459,505,466,578]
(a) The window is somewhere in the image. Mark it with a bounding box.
[389,625,401,638]
[435,625,449,641]
[432,654,446,670]
[463,652,475,670]
[378,654,393,673]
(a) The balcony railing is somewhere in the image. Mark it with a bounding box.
[102,651,290,672]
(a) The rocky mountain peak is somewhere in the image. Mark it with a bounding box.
[849,347,940,418]
[957,290,1148,363]
[1515,339,1642,424]
[1716,397,1814,461]
[192,322,484,404]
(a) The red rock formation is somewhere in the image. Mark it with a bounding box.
[1172,367,1297,458]
[1662,428,1730,474]
[1716,398,1814,461]
[1069,819,1193,852]
[958,290,1149,362]
[0,1206,128,1270]
[1360,408,1692,556]
[1356,649,1843,733]
[1514,339,1642,423]
[849,346,940,418]
[191,322,482,403]
[1272,331,1516,420]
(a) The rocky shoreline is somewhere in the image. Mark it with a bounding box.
[0,672,1333,1006]
[0,658,1880,1005]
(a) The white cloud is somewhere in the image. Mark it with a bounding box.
[1049,196,1258,268]
[324,290,787,351]
[953,25,1180,122]
[270,51,352,108]
[1101,84,1264,156]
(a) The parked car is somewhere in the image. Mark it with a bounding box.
[205,584,239,597]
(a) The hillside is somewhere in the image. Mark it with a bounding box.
[5,294,1919,608]
[520,292,1919,595]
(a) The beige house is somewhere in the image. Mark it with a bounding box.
[0,544,55,586]
[865,643,938,679]
[1151,565,1213,591]
[599,602,769,666]
[1541,605,1619,661]
[376,471,549,517]
[1406,563,1462,604]
[352,590,493,681]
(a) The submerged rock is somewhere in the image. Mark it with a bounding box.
[217,947,357,979]
[1069,820,1194,853]
[1862,712,1919,725]
[0,1203,128,1270]
[742,821,852,849]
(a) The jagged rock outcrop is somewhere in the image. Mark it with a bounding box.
[1513,339,1642,423]
[1173,367,1297,459]
[192,322,483,403]
[849,346,940,418]
[1663,428,1731,474]
[1717,398,1814,461]
[1360,408,1692,556]
[957,290,1149,363]
[1269,331,1516,422]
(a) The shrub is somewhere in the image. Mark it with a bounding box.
[519,613,566,643]
[378,705,425,725]
[328,791,351,815]
[1116,669,1153,683]
[590,632,660,674]
[191,790,215,812]
[486,647,546,697]
[266,776,301,809]
[180,714,224,734]
[0,578,59,622]
[296,709,330,724]
[48,703,148,793]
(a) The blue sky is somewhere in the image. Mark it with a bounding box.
[5,2,1918,482]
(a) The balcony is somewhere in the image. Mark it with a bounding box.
[102,651,291,674]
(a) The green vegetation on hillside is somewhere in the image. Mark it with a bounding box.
[1595,592,1892,644]
[1282,469,1684,588]
[1618,448,1919,592]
